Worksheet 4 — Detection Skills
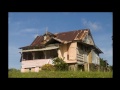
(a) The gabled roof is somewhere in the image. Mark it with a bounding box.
[19,29,103,53]
[43,31,56,37]
[21,29,90,48]
[55,29,88,41]
[30,36,44,46]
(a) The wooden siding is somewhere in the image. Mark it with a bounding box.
[88,51,92,63]
[68,42,77,60]
[83,34,94,45]
[77,53,84,62]
[91,50,96,64]
[58,44,67,61]
[88,35,94,45]
[77,44,88,63]
[92,50,100,65]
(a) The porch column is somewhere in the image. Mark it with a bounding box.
[88,53,90,72]
[26,53,29,60]
[74,64,78,71]
[88,62,90,72]
[32,52,35,60]
[22,53,23,60]
[84,63,88,71]
[43,51,46,59]
[19,52,23,61]
[88,50,92,72]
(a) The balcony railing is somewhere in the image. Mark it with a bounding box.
[77,54,84,62]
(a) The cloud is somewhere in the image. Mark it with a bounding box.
[20,28,38,33]
[8,17,47,36]
[9,28,39,36]
[81,18,102,31]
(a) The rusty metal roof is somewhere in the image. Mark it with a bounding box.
[55,29,89,41]
[30,36,44,46]
[19,29,103,53]
[19,29,90,49]
[30,29,89,46]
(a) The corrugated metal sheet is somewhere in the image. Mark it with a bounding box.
[20,29,89,49]
[21,46,59,52]
[31,36,44,46]
[19,29,102,53]
[55,31,75,41]
[55,29,88,41]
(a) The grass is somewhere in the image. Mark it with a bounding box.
[8,70,113,78]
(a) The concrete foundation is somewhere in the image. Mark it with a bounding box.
[35,67,39,72]
[21,67,40,72]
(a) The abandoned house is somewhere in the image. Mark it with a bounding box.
[19,29,103,72]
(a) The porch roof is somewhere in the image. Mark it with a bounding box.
[20,46,59,52]
[77,42,103,53]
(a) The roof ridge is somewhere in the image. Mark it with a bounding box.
[55,29,89,35]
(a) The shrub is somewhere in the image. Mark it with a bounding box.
[41,64,55,71]
[53,57,68,71]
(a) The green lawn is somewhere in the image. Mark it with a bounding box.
[8,70,112,78]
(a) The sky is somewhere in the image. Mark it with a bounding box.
[8,12,113,69]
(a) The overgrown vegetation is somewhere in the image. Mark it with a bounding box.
[100,58,113,72]
[41,64,55,71]
[52,57,68,71]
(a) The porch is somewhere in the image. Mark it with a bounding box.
[20,44,59,72]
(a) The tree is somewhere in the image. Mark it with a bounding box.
[100,58,106,67]
[109,65,113,71]
[53,57,68,71]
[100,58,109,71]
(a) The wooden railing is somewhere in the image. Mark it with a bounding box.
[77,54,84,62]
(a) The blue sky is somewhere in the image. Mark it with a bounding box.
[8,12,113,69]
